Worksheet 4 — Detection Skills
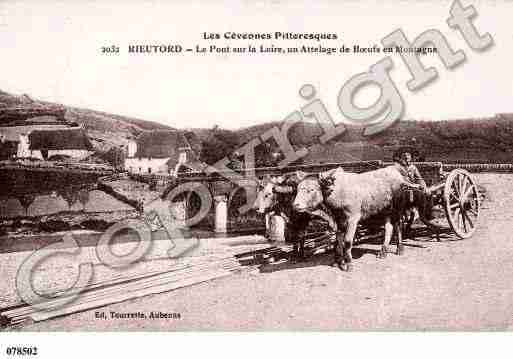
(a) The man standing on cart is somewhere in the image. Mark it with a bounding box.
[393,150,434,224]
[393,150,427,191]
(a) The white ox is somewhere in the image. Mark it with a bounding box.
[292,166,423,271]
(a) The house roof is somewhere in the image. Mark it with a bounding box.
[134,130,201,159]
[29,128,93,151]
[0,124,73,142]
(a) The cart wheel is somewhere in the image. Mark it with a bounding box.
[443,169,480,239]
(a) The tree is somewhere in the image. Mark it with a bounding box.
[199,126,240,165]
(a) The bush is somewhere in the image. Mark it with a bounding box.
[80,219,111,231]
[200,126,240,165]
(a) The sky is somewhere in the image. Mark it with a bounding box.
[1,0,512,129]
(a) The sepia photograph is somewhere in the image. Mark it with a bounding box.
[1,0,513,355]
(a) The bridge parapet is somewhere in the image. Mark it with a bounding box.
[127,161,446,234]
[158,161,391,234]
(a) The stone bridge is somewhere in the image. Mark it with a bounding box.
[147,161,444,234]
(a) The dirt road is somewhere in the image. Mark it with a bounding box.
[13,173,513,330]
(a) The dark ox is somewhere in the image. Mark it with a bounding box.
[293,167,424,271]
[253,174,337,259]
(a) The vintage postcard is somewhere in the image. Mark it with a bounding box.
[0,0,512,356]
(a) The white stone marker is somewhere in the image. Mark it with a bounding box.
[214,195,228,233]
[268,214,287,242]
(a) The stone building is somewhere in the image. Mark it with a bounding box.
[22,127,94,160]
[124,130,202,175]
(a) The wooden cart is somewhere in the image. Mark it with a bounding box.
[407,168,481,239]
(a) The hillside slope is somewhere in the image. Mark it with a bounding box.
[1,89,512,163]
[235,115,513,163]
[0,90,174,151]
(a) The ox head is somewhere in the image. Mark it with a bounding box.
[293,178,323,212]
[253,175,295,214]
[293,169,339,212]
